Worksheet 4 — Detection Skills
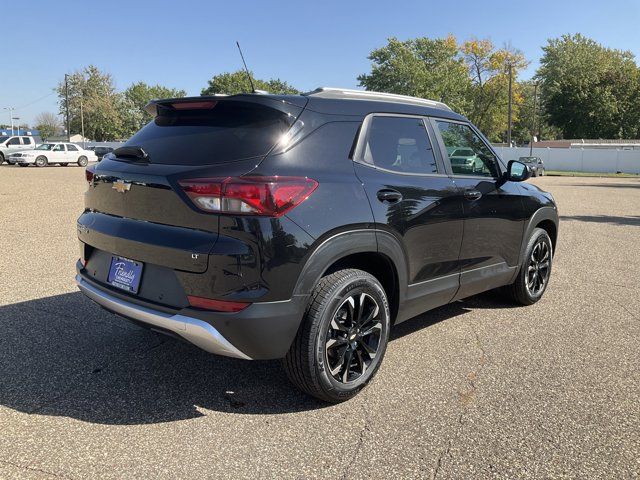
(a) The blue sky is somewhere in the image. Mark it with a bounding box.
[3,0,639,126]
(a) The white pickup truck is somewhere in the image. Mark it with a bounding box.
[0,135,39,164]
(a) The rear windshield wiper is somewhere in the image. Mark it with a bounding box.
[114,146,149,162]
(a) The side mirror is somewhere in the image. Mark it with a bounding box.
[506,160,531,182]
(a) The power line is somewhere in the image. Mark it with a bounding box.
[15,91,56,110]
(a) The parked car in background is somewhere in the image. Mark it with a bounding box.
[75,89,558,402]
[519,156,545,176]
[0,135,40,164]
[13,142,97,167]
[449,147,484,174]
[87,145,115,161]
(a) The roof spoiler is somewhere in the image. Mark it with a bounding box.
[144,96,228,117]
[144,92,301,118]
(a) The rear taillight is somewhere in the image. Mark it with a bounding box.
[178,176,318,217]
[85,165,96,184]
[187,295,250,312]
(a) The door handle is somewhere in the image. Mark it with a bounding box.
[377,189,403,203]
[464,189,482,201]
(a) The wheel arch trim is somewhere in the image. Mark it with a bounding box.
[292,229,408,301]
[518,207,559,266]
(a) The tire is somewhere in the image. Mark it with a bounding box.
[77,156,88,167]
[60,163,68,167]
[504,228,553,305]
[283,269,391,403]
[540,169,545,176]
[0,152,4,164]
[35,156,48,167]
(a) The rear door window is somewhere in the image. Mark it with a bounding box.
[123,99,300,166]
[21,137,32,145]
[358,116,439,174]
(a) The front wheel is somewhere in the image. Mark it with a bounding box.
[504,228,553,305]
[77,156,88,167]
[35,156,48,167]
[0,153,4,164]
[283,269,391,403]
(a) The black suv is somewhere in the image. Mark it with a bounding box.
[76,88,558,402]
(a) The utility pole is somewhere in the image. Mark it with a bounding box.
[507,64,513,148]
[80,98,85,149]
[64,74,71,141]
[529,82,539,156]
[3,107,15,135]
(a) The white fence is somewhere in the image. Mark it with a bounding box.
[493,147,640,174]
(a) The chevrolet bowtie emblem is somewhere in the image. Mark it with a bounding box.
[112,179,131,193]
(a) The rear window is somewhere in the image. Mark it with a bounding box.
[123,100,299,165]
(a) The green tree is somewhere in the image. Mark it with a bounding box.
[56,65,122,141]
[537,33,640,139]
[358,36,471,113]
[34,112,61,140]
[511,81,562,144]
[358,36,530,141]
[121,82,186,138]
[201,70,298,96]
[461,39,529,142]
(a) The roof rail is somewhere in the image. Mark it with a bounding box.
[302,87,452,111]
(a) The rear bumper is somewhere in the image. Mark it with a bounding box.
[76,274,251,359]
[76,270,308,360]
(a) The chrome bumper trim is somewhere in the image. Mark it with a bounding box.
[75,274,251,360]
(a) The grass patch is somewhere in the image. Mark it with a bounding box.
[545,170,639,178]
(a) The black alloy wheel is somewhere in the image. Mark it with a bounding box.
[526,239,551,296]
[503,227,553,305]
[325,292,383,384]
[284,269,390,403]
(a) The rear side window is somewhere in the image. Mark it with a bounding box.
[67,144,79,151]
[123,100,298,165]
[359,116,438,174]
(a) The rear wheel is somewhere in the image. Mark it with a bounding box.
[0,152,4,164]
[77,156,88,167]
[35,156,48,167]
[283,269,391,403]
[504,228,553,305]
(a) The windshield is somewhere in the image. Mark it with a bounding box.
[0,136,9,143]
[519,157,537,163]
[36,144,55,151]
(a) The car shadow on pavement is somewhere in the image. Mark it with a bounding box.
[560,215,640,227]
[0,290,508,425]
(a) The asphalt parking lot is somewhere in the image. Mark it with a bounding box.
[0,166,638,479]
